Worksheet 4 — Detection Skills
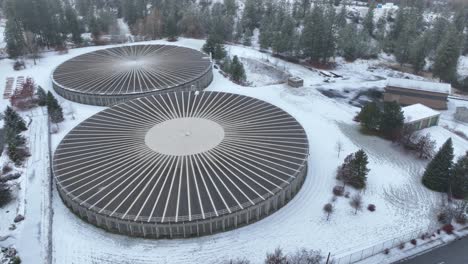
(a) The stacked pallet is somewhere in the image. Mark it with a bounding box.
[3,77,14,99]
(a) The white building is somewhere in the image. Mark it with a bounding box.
[402,103,440,130]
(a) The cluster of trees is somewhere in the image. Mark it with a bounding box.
[422,139,468,200]
[337,149,370,190]
[36,87,65,127]
[223,247,322,264]
[3,107,29,165]
[357,101,404,140]
[264,247,322,264]
[203,37,247,84]
[3,0,118,59]
[399,125,437,159]
[4,0,467,87]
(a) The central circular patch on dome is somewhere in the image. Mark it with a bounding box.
[145,117,225,156]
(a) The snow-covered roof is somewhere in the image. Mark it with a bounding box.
[402,104,440,123]
[386,78,451,95]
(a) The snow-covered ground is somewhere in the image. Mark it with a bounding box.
[0,38,467,264]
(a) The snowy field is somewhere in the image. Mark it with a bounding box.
[0,38,467,264]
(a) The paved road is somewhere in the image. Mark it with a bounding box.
[400,237,468,264]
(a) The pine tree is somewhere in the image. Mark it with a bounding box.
[337,150,369,189]
[64,0,83,45]
[433,26,462,83]
[358,102,381,131]
[422,138,454,193]
[243,28,253,47]
[241,0,264,31]
[363,4,375,36]
[336,5,347,29]
[429,17,449,55]
[451,152,468,199]
[202,35,226,61]
[36,86,47,106]
[46,91,64,125]
[301,4,335,63]
[409,33,429,73]
[351,150,370,189]
[379,101,404,139]
[338,24,359,61]
[230,55,247,84]
[4,19,26,59]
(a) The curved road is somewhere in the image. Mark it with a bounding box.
[399,237,468,264]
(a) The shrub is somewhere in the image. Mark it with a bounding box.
[383,248,390,255]
[398,242,405,250]
[410,239,417,246]
[333,186,344,196]
[344,191,350,198]
[437,211,449,224]
[367,204,376,212]
[0,182,12,207]
[455,214,466,225]
[2,164,13,174]
[11,256,21,264]
[442,224,454,234]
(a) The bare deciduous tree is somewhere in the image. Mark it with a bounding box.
[335,140,343,158]
[287,248,323,264]
[350,193,363,214]
[265,247,287,264]
[323,203,334,221]
[414,133,436,159]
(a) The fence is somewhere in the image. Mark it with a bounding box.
[330,228,431,264]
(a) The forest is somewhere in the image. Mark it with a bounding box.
[2,0,468,89]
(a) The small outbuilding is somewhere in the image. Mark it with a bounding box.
[384,78,451,110]
[402,103,440,130]
[454,107,468,123]
[288,76,304,88]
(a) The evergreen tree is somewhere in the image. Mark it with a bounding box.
[338,24,359,61]
[202,35,226,61]
[337,150,369,189]
[409,33,430,73]
[46,91,64,124]
[241,0,263,31]
[379,101,404,139]
[224,0,237,17]
[233,20,244,43]
[230,55,246,83]
[433,26,462,83]
[358,102,381,131]
[428,16,449,55]
[464,33,468,55]
[422,138,454,193]
[352,150,369,189]
[4,19,26,59]
[363,4,375,36]
[301,5,325,62]
[451,152,468,199]
[3,106,28,165]
[243,28,253,47]
[64,0,83,45]
[258,1,276,50]
[3,106,27,136]
[336,5,347,29]
[394,14,421,65]
[36,86,47,106]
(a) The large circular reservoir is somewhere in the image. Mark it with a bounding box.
[53,91,309,238]
[52,45,213,106]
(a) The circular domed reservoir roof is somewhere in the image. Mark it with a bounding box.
[52,44,212,96]
[53,91,309,225]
